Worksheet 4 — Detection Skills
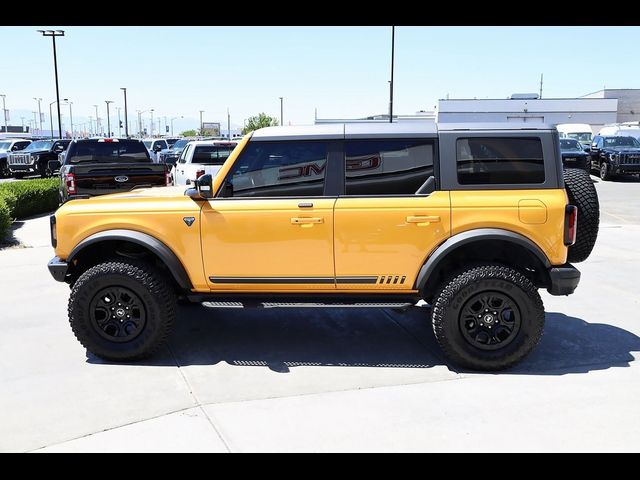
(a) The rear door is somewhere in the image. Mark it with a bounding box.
[334,137,450,291]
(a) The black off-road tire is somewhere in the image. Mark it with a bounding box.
[600,162,611,181]
[563,167,600,263]
[68,260,176,361]
[432,265,545,371]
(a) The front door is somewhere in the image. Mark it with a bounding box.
[334,138,450,291]
[202,139,338,291]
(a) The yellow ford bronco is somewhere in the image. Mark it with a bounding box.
[48,123,599,370]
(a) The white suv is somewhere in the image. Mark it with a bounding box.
[171,139,237,185]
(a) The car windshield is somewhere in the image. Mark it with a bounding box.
[567,132,592,143]
[560,139,583,151]
[24,140,54,151]
[604,136,640,148]
[192,145,235,165]
[0,141,12,151]
[171,139,189,150]
[142,140,152,149]
[69,141,151,163]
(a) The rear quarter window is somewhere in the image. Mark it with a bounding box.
[456,137,545,185]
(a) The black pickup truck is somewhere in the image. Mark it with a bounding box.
[51,138,170,203]
[8,139,71,178]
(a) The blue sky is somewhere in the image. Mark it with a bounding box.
[1,26,638,135]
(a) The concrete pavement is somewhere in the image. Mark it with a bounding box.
[1,175,639,452]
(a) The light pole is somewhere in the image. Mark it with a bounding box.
[33,97,43,135]
[227,108,231,139]
[389,26,395,123]
[20,117,25,132]
[105,100,114,137]
[93,104,100,135]
[38,30,65,139]
[279,97,283,126]
[32,112,38,135]
[49,100,59,139]
[199,110,204,136]
[0,94,7,135]
[89,116,93,136]
[120,87,129,137]
[63,99,72,138]
[137,110,149,137]
[150,109,154,137]
[170,116,183,136]
[117,107,122,137]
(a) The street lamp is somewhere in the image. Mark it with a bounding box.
[170,116,183,136]
[199,110,204,136]
[279,97,283,126]
[150,109,154,137]
[37,29,65,139]
[105,100,114,137]
[136,110,149,137]
[49,100,59,139]
[93,104,100,136]
[117,107,122,137]
[0,94,7,135]
[62,99,72,138]
[120,87,129,137]
[33,98,43,135]
[389,26,395,123]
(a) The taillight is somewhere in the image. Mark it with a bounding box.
[65,172,77,195]
[196,169,205,179]
[564,205,578,246]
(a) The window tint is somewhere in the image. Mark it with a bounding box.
[192,145,234,165]
[69,141,150,163]
[344,140,434,195]
[456,137,544,185]
[223,141,327,197]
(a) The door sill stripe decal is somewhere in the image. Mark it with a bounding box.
[210,276,380,285]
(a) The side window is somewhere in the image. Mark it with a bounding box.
[179,144,191,164]
[222,141,328,198]
[344,140,434,196]
[456,137,544,185]
[596,137,604,149]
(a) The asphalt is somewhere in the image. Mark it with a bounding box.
[1,174,639,452]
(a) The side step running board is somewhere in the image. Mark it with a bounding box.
[201,301,415,309]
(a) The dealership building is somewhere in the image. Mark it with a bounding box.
[316,89,640,133]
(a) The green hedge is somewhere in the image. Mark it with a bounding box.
[0,178,59,241]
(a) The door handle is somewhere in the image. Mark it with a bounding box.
[291,217,324,228]
[406,215,440,226]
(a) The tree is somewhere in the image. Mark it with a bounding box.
[242,113,279,135]
[180,129,197,137]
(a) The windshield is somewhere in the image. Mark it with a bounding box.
[142,140,152,149]
[69,141,151,163]
[192,145,235,165]
[0,141,12,151]
[560,139,583,151]
[24,140,54,151]
[567,132,592,143]
[604,136,640,148]
[171,139,189,150]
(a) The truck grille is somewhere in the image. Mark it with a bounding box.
[8,154,31,165]
[622,154,640,165]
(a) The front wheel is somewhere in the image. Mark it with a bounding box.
[600,162,612,181]
[68,260,177,361]
[431,265,544,371]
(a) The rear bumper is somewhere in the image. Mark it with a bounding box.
[48,256,69,282]
[547,264,580,296]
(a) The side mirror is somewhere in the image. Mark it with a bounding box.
[591,143,598,150]
[48,160,61,174]
[153,145,163,152]
[193,174,213,199]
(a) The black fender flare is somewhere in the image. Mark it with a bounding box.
[414,228,551,294]
[68,229,192,290]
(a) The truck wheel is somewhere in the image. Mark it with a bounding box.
[0,160,9,178]
[14,173,24,179]
[600,162,611,181]
[431,265,544,371]
[68,260,176,361]
[564,168,600,263]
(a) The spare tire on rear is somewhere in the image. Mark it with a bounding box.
[564,168,599,263]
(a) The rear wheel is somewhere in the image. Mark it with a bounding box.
[431,265,544,371]
[564,167,600,263]
[68,259,176,361]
